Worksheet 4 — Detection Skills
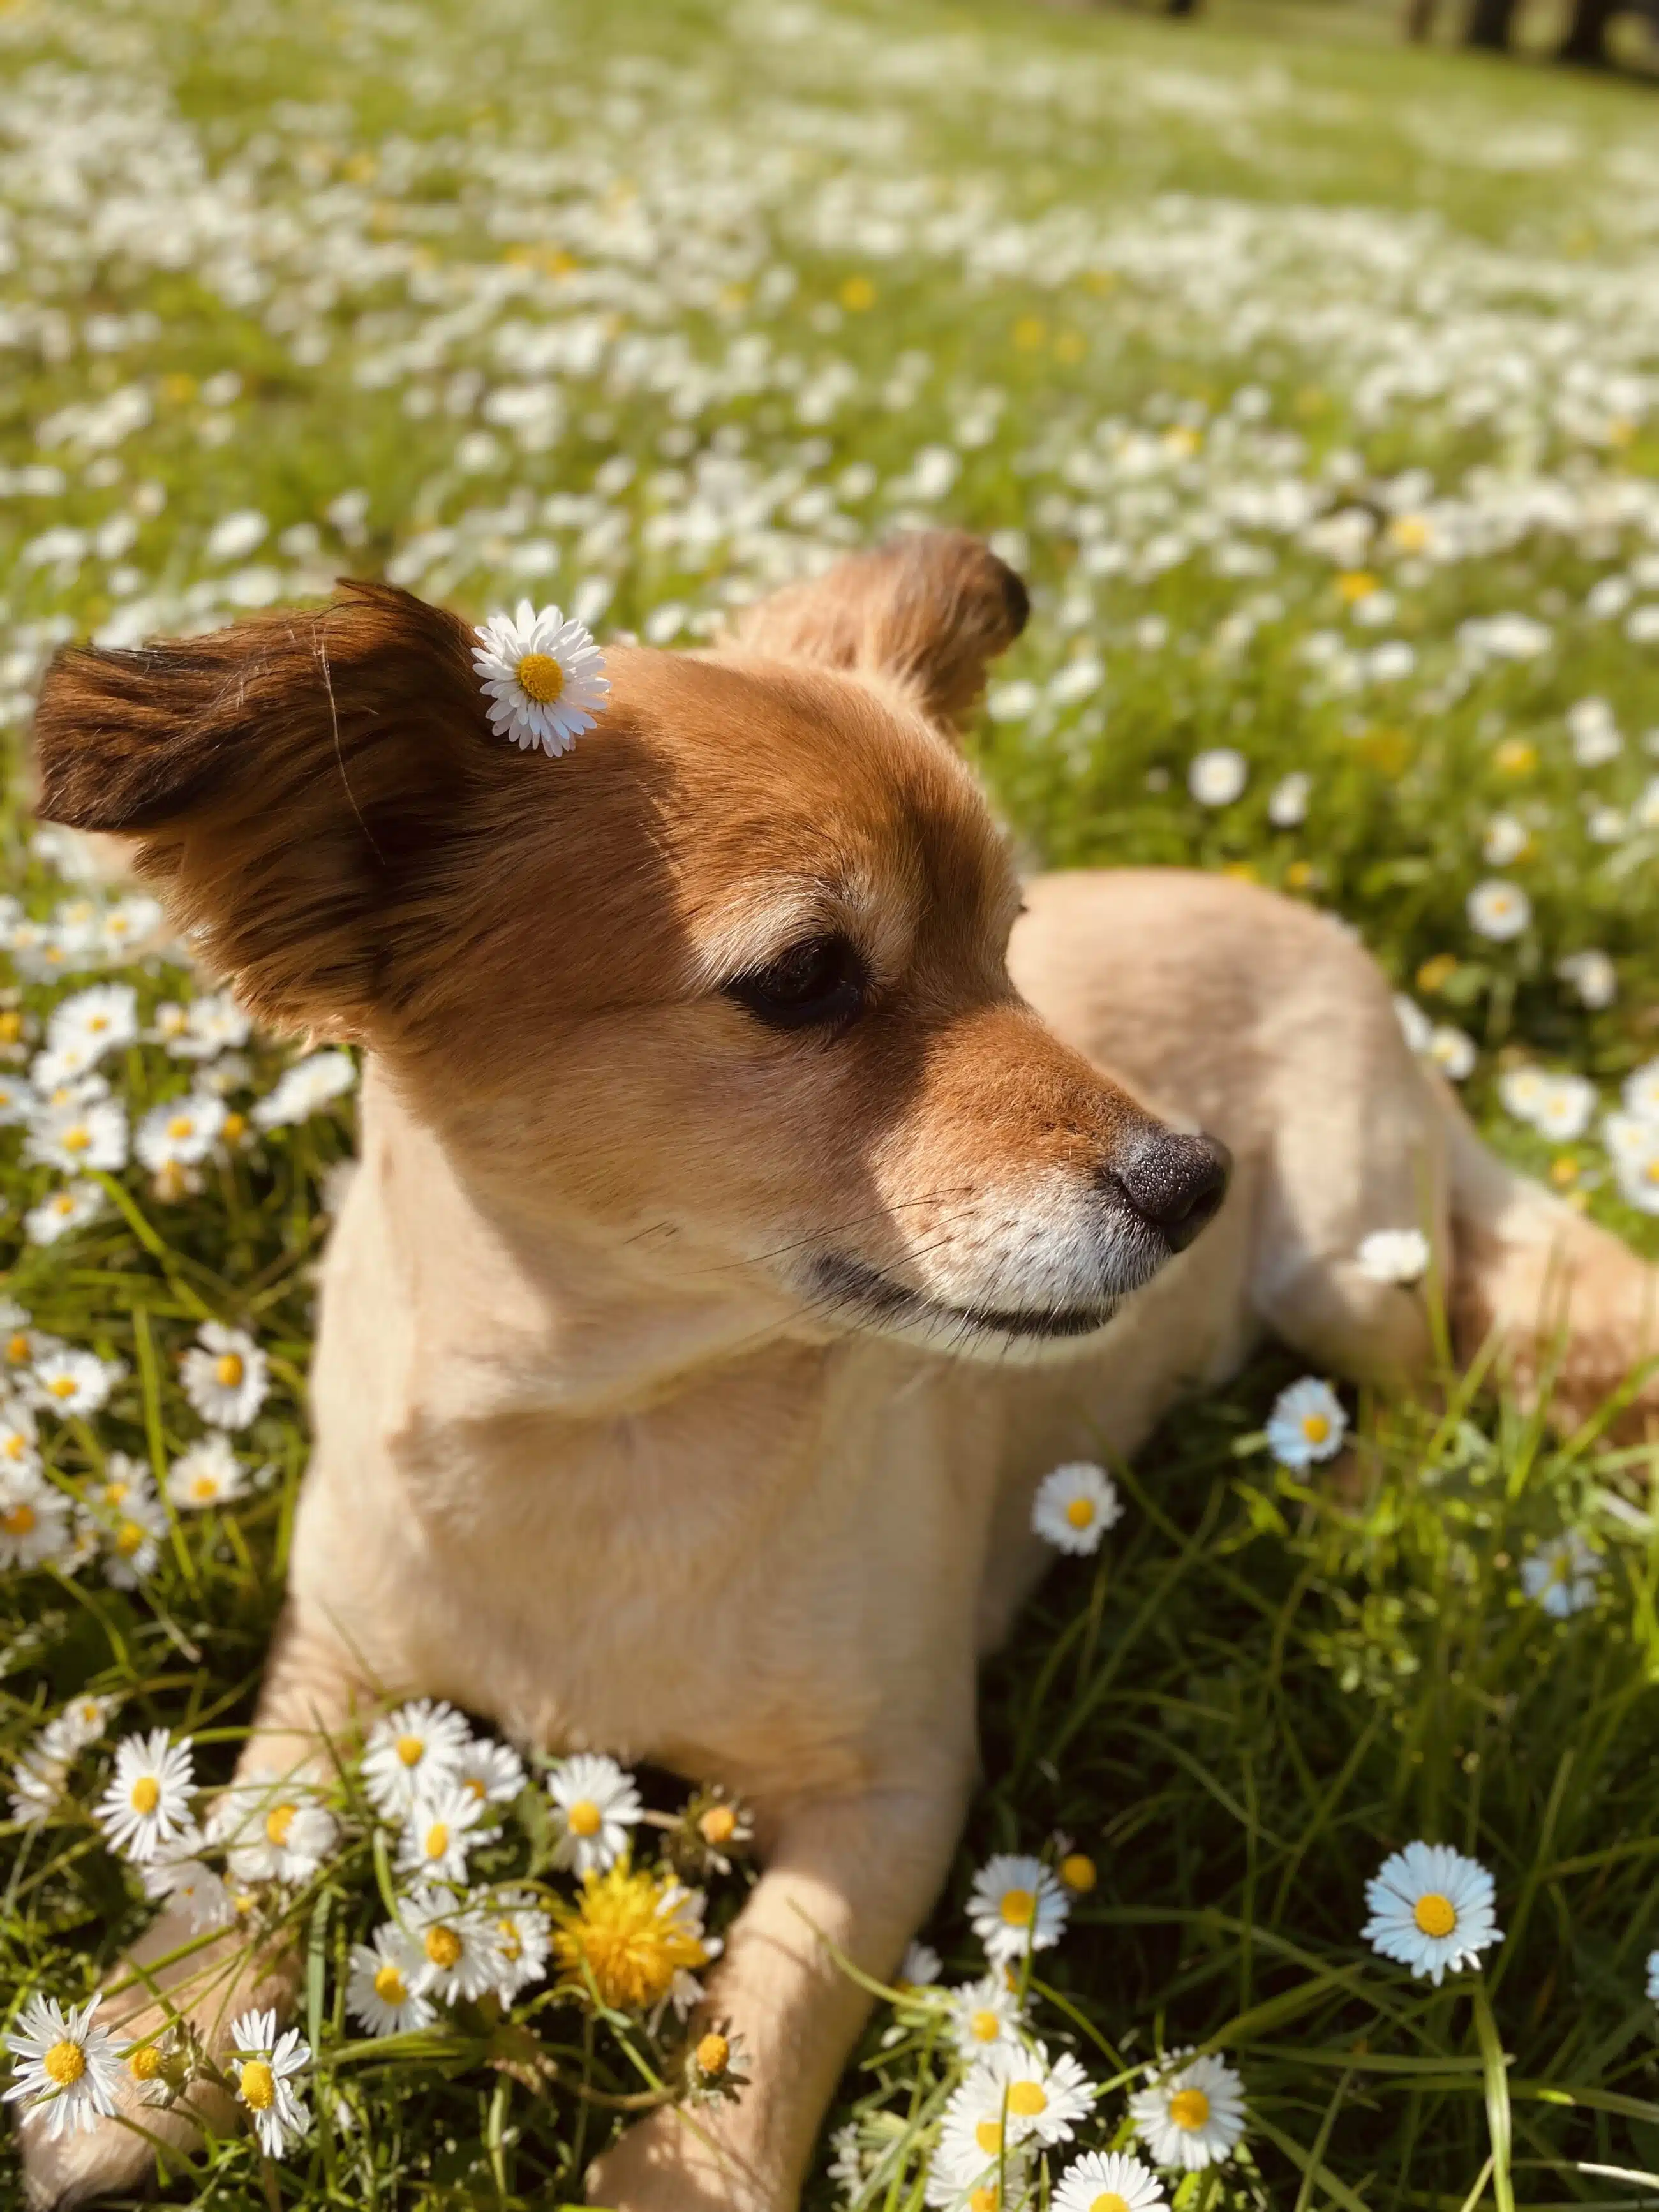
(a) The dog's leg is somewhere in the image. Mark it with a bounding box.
[588,1764,973,2212]
[19,1604,366,2211]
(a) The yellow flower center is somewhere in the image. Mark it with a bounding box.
[424,1822,449,1859]
[63,1125,91,1152]
[969,2008,1002,2042]
[975,2119,1004,2156]
[1090,2195,1131,2212]
[551,1861,710,2013]
[103,1478,128,1503]
[497,1919,522,1961]
[128,2044,163,2081]
[43,2039,85,2088]
[998,1888,1035,1927]
[696,2031,730,2078]
[116,1520,144,1556]
[514,651,565,705]
[1414,1892,1457,1939]
[130,1776,160,1814]
[699,1804,737,1846]
[239,2059,275,2111]
[373,1963,407,2004]
[214,1353,244,1388]
[222,1112,248,1144]
[167,1115,195,1139]
[1337,570,1377,602]
[1059,1852,1097,1893]
[6,1333,29,1362]
[3,1502,35,1537]
[424,1925,463,1969]
[568,1798,602,1837]
[192,1476,219,1501]
[969,2192,998,2212]
[1006,2081,1047,2118]
[264,1804,296,1846]
[47,1375,78,1399]
[1301,1413,1330,1444]
[1170,2086,1210,2131]
[1064,1496,1096,1529]
[396,1734,426,1766]
[463,1774,486,1800]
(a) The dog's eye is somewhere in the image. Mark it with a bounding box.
[724,934,868,1033]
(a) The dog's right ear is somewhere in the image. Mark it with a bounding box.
[33,583,496,1037]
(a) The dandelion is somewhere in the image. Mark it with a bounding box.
[967,1853,1069,1965]
[1187,748,1247,806]
[396,1780,484,1883]
[165,1434,247,1511]
[1129,2050,1247,2172]
[1,1994,124,2141]
[1265,1376,1346,1468]
[346,1923,436,2037]
[1520,1531,1602,1619]
[547,1751,643,1876]
[1052,2149,1169,2212]
[1363,1842,1501,1984]
[361,1698,472,1818]
[1356,1228,1430,1285]
[227,2007,309,2158]
[550,1860,712,2014]
[1466,880,1531,942]
[472,600,610,755]
[1031,1462,1123,1555]
[94,1730,197,1862]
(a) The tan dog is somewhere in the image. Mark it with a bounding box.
[22,533,1659,2211]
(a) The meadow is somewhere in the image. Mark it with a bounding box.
[3,0,1659,2203]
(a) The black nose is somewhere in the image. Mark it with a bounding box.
[1112,1131,1231,1253]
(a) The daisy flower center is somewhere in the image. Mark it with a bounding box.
[998,1887,1035,1927]
[696,2031,730,2078]
[215,1354,244,1388]
[128,2044,163,2081]
[265,1804,296,1846]
[568,1798,603,1837]
[1090,2195,1131,2212]
[167,1114,195,1139]
[425,1925,463,1969]
[1169,2087,1210,2131]
[974,2119,1004,2156]
[130,1775,161,1814]
[970,2192,998,2212]
[3,1503,34,1537]
[396,1734,426,1767]
[7,1333,29,1362]
[1065,1496,1096,1529]
[498,1920,523,1960]
[1301,1413,1330,1444]
[424,1822,450,1858]
[193,1476,220,1501]
[239,2058,276,2111]
[1060,1852,1097,1892]
[63,1125,91,1152]
[43,2039,86,2088]
[969,2008,1002,2042]
[116,1520,144,1555]
[48,1375,78,1398]
[463,1776,487,1800]
[514,651,565,705]
[105,1479,128,1503]
[1006,2081,1048,2117]
[700,1804,736,1846]
[373,1963,407,2004]
[5,1432,28,1459]
[1414,1892,1457,1938]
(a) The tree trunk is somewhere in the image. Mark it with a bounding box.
[1558,0,1618,63]
[1464,0,1518,50]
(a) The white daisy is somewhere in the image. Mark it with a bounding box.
[1265,1376,1346,1468]
[0,1467,71,1571]
[488,1890,554,2000]
[1129,2050,1247,2172]
[89,1450,156,1517]
[1621,1059,1659,1122]
[346,1923,436,2037]
[1466,879,1531,942]
[404,1886,509,2003]
[25,1180,105,1246]
[24,1097,128,1175]
[93,1730,197,1862]
[1187,748,1247,806]
[1427,1024,1476,1081]
[96,1486,168,1589]
[135,1092,225,1173]
[1362,1842,1502,1984]
[1648,1951,1659,2004]
[396,1781,485,1885]
[0,1072,36,1126]
[0,1395,41,1475]
[471,600,610,756]
[171,991,253,1060]
[1532,1074,1596,1144]
[896,1940,942,1989]
[1052,2148,1168,2212]
[1,1993,124,2141]
[9,1742,69,1827]
[179,1323,269,1431]
[454,1735,526,1813]
[1267,771,1310,828]
[971,2040,1096,2148]
[547,1752,643,1876]
[96,895,162,960]
[140,1845,235,1933]
[31,1347,123,1419]
[1355,1228,1431,1286]
[1557,949,1616,1009]
[210,1775,339,1886]
[1032,1462,1123,1555]
[361,1698,473,1819]
[251,1048,357,1130]
[946,1974,1026,2058]
[47,983,138,1064]
[165,1434,247,1511]
[967,1853,1069,1966]
[227,2007,310,2159]
[52,1693,119,1753]
[927,2074,1035,2209]
[1608,1117,1659,1215]
[1520,1531,1602,1619]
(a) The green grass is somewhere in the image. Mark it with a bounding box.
[4,0,1659,2204]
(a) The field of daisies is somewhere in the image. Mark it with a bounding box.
[5,0,1659,2204]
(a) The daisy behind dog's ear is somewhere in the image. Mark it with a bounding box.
[471,600,609,757]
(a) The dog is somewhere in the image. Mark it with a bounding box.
[21,531,1659,2211]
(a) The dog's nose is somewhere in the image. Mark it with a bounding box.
[1112,1131,1231,1252]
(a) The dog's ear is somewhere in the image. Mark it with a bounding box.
[724,530,1028,733]
[32,583,496,1037]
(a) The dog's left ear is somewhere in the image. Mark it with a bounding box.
[723,530,1028,734]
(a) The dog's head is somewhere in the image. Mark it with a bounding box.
[33,532,1227,1360]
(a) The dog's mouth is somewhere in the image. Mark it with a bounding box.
[803,1245,1161,1350]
